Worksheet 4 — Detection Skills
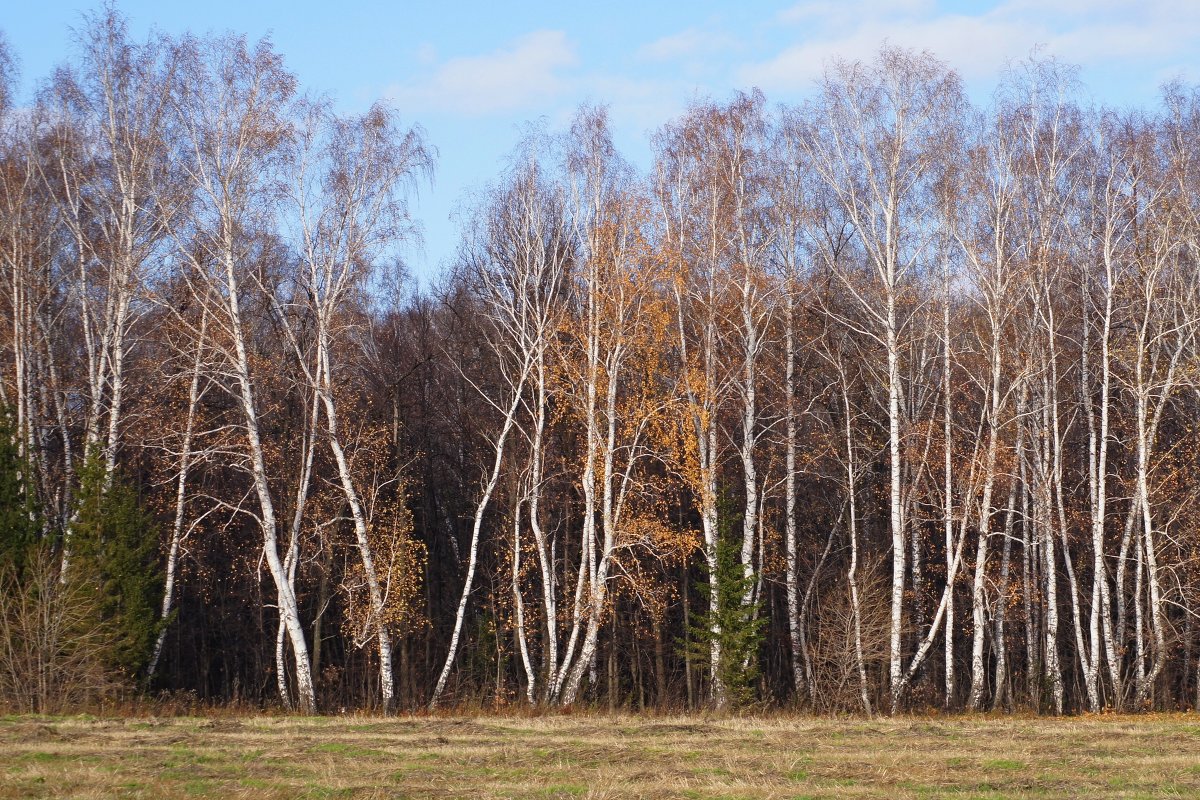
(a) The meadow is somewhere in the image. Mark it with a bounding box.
[3,712,1199,799]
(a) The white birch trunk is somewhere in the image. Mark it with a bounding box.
[147,309,208,681]
[430,362,529,708]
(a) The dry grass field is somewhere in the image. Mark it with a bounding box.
[2,712,1199,799]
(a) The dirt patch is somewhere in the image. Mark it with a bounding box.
[414,719,495,737]
[201,719,244,732]
[4,722,68,742]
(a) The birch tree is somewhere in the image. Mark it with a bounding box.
[803,46,966,710]
[168,33,316,712]
[286,100,432,712]
[429,147,559,707]
[558,107,671,706]
[41,10,179,495]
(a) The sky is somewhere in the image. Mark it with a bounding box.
[4,0,1199,287]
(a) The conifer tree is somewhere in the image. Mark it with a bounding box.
[684,495,767,709]
[68,453,163,681]
[0,407,39,574]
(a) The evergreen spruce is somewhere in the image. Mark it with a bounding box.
[0,406,40,574]
[684,493,767,709]
[68,452,163,681]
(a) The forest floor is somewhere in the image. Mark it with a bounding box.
[1,712,1198,799]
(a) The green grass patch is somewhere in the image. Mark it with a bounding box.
[308,741,386,758]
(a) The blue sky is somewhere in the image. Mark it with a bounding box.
[4,1,1199,286]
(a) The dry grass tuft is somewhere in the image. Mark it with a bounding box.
[2,712,1199,798]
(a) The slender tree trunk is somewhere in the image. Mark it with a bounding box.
[147,309,208,681]
[512,498,536,703]
[784,288,804,698]
[430,363,528,708]
[968,344,1004,710]
[887,288,906,712]
[316,330,395,712]
[992,384,1026,712]
[942,288,955,708]
[225,248,315,714]
[844,385,872,717]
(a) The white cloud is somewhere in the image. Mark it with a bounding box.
[636,28,738,62]
[741,12,1032,91]
[741,0,1200,96]
[388,30,578,116]
[777,0,934,26]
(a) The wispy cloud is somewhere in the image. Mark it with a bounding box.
[386,27,698,141]
[742,0,1200,94]
[776,0,935,26]
[388,30,578,116]
[636,28,739,62]
[741,12,1028,89]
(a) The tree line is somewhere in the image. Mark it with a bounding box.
[3,10,1200,716]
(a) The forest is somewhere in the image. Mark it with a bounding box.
[2,8,1200,718]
